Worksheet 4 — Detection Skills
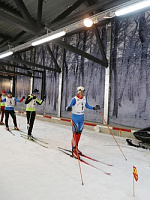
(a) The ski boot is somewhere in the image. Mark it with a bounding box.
[14,126,19,130]
[6,126,9,131]
[28,134,33,140]
[77,148,82,155]
[72,148,80,159]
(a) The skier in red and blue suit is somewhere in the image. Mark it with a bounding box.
[2,91,25,131]
[66,86,100,159]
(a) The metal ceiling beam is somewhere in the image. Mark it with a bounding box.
[53,39,108,67]
[0,60,44,74]
[51,0,87,24]
[0,69,41,78]
[0,0,22,18]
[0,74,12,79]
[0,0,142,55]
[36,0,44,30]
[46,44,60,71]
[14,0,36,28]
[3,57,61,73]
[93,24,108,64]
[0,10,37,35]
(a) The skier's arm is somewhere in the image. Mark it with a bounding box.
[36,99,43,105]
[14,98,23,103]
[2,98,6,102]
[85,97,94,110]
[66,98,76,111]
[25,96,33,104]
[19,96,25,102]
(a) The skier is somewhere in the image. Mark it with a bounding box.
[25,89,46,139]
[66,86,100,159]
[0,90,6,125]
[2,91,25,131]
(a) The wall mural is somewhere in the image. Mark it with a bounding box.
[109,11,150,129]
[0,77,11,92]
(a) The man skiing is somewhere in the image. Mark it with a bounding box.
[25,89,46,139]
[66,86,100,159]
[0,90,6,125]
[2,91,25,131]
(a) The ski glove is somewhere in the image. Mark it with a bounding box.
[22,96,25,99]
[93,105,100,110]
[66,106,72,112]
[33,96,36,99]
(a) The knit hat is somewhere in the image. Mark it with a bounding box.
[7,91,12,94]
[1,90,6,94]
[77,86,85,93]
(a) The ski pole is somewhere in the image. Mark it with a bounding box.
[144,151,150,157]
[70,112,84,185]
[98,110,127,161]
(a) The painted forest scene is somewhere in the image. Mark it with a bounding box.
[109,11,150,128]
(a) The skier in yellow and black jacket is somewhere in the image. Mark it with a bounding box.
[25,89,46,139]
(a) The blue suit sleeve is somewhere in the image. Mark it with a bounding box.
[2,98,6,102]
[14,98,20,102]
[66,97,76,111]
[85,97,94,110]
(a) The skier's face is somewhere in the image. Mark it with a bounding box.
[7,94,12,98]
[78,90,84,98]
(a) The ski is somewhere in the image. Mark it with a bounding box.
[59,148,110,175]
[12,129,26,134]
[7,129,15,136]
[126,139,150,150]
[58,147,113,166]
[20,133,48,144]
[21,135,48,148]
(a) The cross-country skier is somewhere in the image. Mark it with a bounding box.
[2,91,25,131]
[66,86,100,159]
[25,89,46,139]
[0,90,6,125]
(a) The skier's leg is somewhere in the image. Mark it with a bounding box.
[10,111,18,128]
[1,106,5,123]
[4,110,9,129]
[28,112,35,136]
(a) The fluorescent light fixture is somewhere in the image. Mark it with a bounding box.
[0,51,13,59]
[31,31,66,46]
[115,0,150,16]
[83,18,93,27]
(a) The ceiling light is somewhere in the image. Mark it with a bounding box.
[115,0,150,16]
[83,18,93,27]
[31,31,66,46]
[0,51,13,59]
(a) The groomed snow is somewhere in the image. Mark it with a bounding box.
[0,115,150,200]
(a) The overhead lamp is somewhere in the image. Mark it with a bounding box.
[83,18,93,27]
[31,31,66,46]
[0,51,13,59]
[115,0,150,16]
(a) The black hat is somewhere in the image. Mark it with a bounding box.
[7,91,12,94]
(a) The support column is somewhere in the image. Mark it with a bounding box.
[30,75,33,94]
[104,22,111,123]
[57,48,65,117]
